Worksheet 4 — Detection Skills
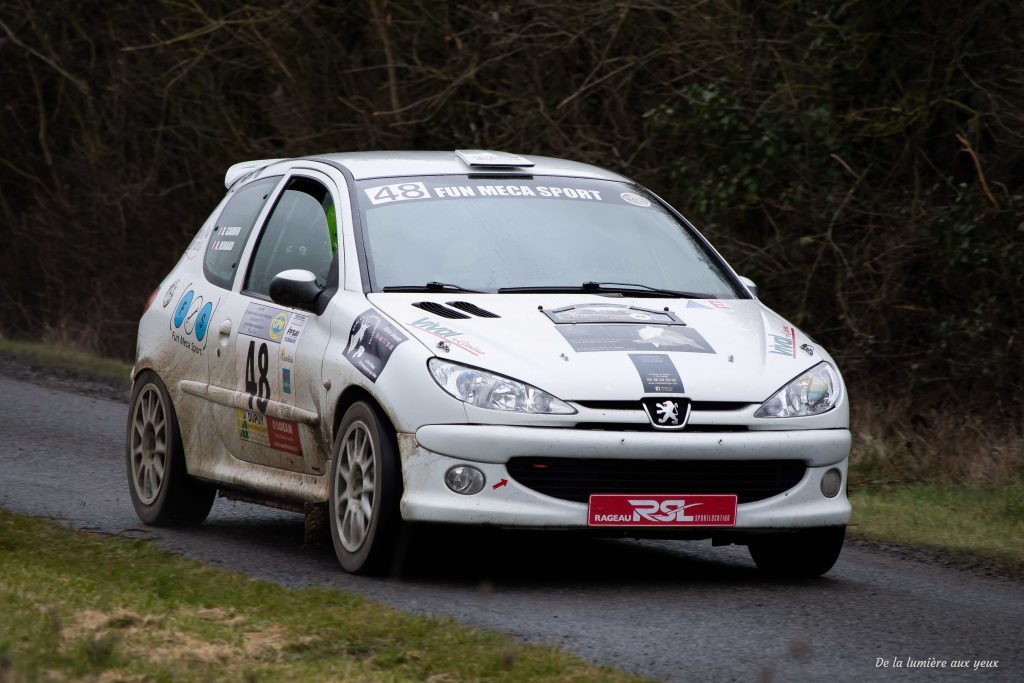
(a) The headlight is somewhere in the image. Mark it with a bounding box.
[428,358,576,414]
[754,362,841,418]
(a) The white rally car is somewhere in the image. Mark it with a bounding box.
[127,150,851,576]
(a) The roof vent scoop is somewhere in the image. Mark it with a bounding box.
[455,150,534,168]
[411,302,470,319]
[447,301,500,318]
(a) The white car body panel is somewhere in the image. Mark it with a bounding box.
[133,152,852,535]
[368,293,841,409]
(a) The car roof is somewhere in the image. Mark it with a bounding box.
[289,151,631,183]
[314,151,630,182]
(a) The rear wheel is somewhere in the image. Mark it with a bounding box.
[329,401,403,574]
[748,527,846,578]
[126,372,215,526]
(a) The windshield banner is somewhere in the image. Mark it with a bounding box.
[359,177,657,209]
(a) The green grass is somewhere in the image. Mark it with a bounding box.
[850,483,1024,573]
[0,510,644,682]
[0,337,132,383]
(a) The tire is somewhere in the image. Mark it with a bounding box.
[329,401,403,575]
[125,371,215,526]
[748,526,846,578]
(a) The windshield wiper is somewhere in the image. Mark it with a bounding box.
[584,281,715,298]
[381,281,483,293]
[497,282,713,298]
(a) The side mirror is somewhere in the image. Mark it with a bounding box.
[269,269,322,311]
[738,275,759,299]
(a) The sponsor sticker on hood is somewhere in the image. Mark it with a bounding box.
[630,353,684,393]
[557,324,714,354]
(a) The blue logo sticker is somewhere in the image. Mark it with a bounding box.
[282,368,291,394]
[173,290,194,328]
[269,311,289,341]
[194,302,213,341]
[686,300,710,309]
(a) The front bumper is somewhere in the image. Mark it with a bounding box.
[399,426,852,530]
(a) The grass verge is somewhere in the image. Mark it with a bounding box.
[0,337,131,384]
[0,510,643,682]
[849,483,1024,576]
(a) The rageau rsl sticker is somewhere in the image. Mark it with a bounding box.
[344,309,409,382]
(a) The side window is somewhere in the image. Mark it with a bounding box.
[203,177,281,289]
[244,177,337,297]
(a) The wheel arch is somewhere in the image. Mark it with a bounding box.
[331,385,398,444]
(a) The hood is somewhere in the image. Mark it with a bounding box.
[366,293,824,403]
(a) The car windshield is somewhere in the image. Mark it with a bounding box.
[355,176,741,297]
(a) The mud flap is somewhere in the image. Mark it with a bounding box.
[303,501,330,545]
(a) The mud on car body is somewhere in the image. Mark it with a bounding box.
[127,150,851,576]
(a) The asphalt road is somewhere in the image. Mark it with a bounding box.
[1,371,1021,682]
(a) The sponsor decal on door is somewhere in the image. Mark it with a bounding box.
[235,409,302,456]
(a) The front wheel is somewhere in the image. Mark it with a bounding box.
[125,372,215,526]
[329,401,403,574]
[748,527,846,578]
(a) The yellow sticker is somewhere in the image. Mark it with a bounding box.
[269,312,289,341]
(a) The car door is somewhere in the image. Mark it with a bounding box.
[207,169,340,476]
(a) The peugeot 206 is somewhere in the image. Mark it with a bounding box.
[127,150,850,576]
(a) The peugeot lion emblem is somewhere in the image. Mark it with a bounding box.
[640,397,691,430]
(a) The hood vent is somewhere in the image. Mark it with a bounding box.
[411,302,470,319]
[447,301,501,318]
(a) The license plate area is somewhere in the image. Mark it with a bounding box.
[587,494,738,527]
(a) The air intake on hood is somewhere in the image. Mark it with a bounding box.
[447,301,501,318]
[411,302,470,319]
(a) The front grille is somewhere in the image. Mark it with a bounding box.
[506,457,805,504]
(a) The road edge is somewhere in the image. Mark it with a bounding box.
[2,348,1020,583]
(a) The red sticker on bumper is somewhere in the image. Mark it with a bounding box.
[588,494,737,527]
